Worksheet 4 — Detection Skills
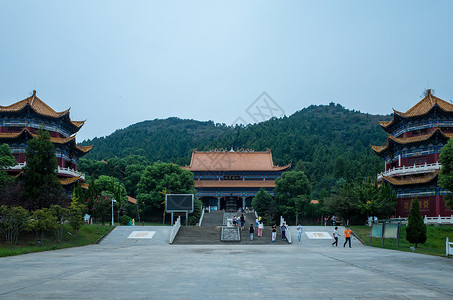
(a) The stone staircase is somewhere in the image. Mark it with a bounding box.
[172,210,289,245]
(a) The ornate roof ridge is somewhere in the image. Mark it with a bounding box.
[382,171,439,186]
[370,128,453,155]
[0,91,71,119]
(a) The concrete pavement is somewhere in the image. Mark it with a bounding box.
[1,232,453,299]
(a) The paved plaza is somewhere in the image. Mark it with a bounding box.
[1,227,453,299]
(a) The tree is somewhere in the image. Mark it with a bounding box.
[0,143,16,189]
[69,196,85,238]
[22,130,67,210]
[275,171,311,223]
[406,198,427,248]
[86,194,111,225]
[137,162,195,221]
[252,189,277,224]
[0,205,29,249]
[29,208,57,246]
[50,205,69,243]
[95,175,127,222]
[438,139,453,210]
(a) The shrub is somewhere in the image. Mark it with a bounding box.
[120,215,131,226]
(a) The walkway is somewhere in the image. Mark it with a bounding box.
[1,241,452,298]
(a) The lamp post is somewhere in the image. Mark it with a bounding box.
[111,198,117,226]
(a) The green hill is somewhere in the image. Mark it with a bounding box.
[79,103,391,196]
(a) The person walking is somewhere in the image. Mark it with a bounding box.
[332,215,336,226]
[249,223,254,240]
[343,226,352,248]
[296,223,303,242]
[271,224,277,243]
[332,226,339,247]
[258,220,264,237]
[281,222,287,241]
[240,214,245,230]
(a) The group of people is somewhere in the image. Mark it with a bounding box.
[332,226,352,248]
[247,220,290,242]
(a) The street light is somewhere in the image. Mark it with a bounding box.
[111,198,117,226]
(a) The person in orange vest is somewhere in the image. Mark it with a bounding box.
[343,226,352,248]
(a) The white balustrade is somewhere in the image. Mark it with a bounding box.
[377,162,441,181]
[7,162,85,180]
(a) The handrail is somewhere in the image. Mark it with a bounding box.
[198,207,205,227]
[169,216,181,244]
[378,162,441,180]
[279,216,292,244]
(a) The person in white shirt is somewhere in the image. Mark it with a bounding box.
[297,223,303,242]
[332,226,340,247]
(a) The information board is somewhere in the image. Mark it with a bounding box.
[371,223,383,238]
[383,223,399,239]
[165,194,194,212]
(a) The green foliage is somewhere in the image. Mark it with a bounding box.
[352,225,453,256]
[188,198,203,225]
[252,189,277,223]
[49,205,70,243]
[0,144,16,191]
[0,143,16,169]
[324,180,396,224]
[86,195,111,226]
[438,139,453,210]
[80,118,227,164]
[120,215,131,225]
[29,208,58,246]
[0,206,30,249]
[22,130,66,210]
[275,171,311,223]
[69,196,85,237]
[137,162,196,220]
[0,224,112,257]
[79,106,390,198]
[406,198,427,247]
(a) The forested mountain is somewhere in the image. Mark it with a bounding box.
[80,118,229,165]
[80,103,392,197]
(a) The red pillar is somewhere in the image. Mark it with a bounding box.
[435,194,441,216]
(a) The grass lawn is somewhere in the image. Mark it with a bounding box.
[350,225,453,257]
[0,224,113,257]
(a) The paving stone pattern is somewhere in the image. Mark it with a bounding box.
[221,227,240,241]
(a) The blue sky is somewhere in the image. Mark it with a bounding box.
[1,1,452,141]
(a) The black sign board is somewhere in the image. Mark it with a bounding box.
[165,194,194,212]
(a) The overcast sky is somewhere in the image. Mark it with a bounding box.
[1,1,452,142]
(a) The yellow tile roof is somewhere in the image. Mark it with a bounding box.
[381,90,453,128]
[0,128,92,154]
[183,150,291,172]
[371,128,453,154]
[382,171,438,186]
[194,180,276,188]
[0,92,70,118]
[59,176,82,186]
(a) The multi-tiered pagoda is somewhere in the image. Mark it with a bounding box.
[372,90,453,217]
[0,91,92,189]
[183,149,290,211]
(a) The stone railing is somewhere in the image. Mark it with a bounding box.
[7,162,85,180]
[198,208,205,227]
[377,162,441,181]
[169,216,181,244]
[279,216,292,244]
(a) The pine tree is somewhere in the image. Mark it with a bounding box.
[406,198,427,248]
[22,130,66,210]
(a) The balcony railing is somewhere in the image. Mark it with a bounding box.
[7,162,85,180]
[377,162,441,181]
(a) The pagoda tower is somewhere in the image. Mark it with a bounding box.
[371,90,453,217]
[0,91,92,189]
